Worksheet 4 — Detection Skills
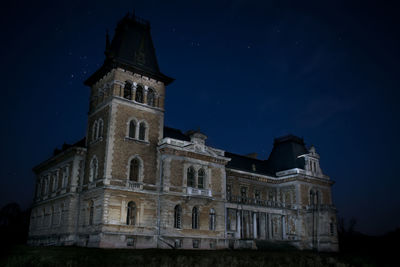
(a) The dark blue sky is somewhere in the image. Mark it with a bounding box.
[1,0,399,235]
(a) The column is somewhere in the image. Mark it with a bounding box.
[253,212,258,239]
[267,213,272,239]
[282,215,286,240]
[236,210,241,239]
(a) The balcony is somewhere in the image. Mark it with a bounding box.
[306,204,336,211]
[227,195,296,209]
[128,181,143,190]
[186,187,212,197]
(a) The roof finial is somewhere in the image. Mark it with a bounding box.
[105,29,110,51]
[132,8,136,19]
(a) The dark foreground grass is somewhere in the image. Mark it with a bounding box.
[0,245,393,267]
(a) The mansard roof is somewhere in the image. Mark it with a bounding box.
[163,126,191,141]
[85,13,174,86]
[225,152,273,176]
[53,138,86,156]
[163,127,311,177]
[266,134,309,174]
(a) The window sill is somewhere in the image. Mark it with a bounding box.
[124,136,149,144]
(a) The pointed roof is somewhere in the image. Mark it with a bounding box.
[85,13,174,86]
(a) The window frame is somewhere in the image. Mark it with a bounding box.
[126,201,137,226]
[192,206,199,229]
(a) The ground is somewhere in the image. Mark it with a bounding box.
[0,245,396,267]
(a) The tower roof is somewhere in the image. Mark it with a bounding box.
[85,13,174,86]
[266,134,309,173]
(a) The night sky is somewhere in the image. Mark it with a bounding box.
[1,0,399,235]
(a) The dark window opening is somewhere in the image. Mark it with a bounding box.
[126,201,136,226]
[174,205,182,229]
[135,85,143,103]
[198,169,205,189]
[129,121,136,138]
[123,82,132,100]
[192,206,199,229]
[129,159,140,182]
[147,88,155,107]
[187,167,195,187]
[139,122,146,140]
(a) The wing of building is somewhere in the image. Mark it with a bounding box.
[28,13,338,251]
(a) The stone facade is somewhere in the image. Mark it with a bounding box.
[28,13,338,251]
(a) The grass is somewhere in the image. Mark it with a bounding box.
[0,245,393,267]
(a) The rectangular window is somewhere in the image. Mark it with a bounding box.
[174,239,182,248]
[127,237,135,247]
[193,239,200,248]
[241,187,247,203]
[209,241,215,249]
[226,184,232,200]
[227,208,237,231]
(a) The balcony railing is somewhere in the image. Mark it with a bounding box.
[128,181,142,190]
[306,204,336,211]
[186,187,212,197]
[227,195,295,209]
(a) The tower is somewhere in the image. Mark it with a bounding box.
[80,13,173,247]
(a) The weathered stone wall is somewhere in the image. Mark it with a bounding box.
[84,105,110,185]
[110,103,163,185]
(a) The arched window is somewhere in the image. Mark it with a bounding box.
[187,167,195,187]
[129,120,136,138]
[89,200,94,225]
[147,88,155,107]
[129,158,140,182]
[310,190,315,205]
[139,122,146,140]
[59,203,64,226]
[123,81,132,100]
[89,157,98,182]
[316,191,320,205]
[126,201,136,225]
[41,208,45,226]
[97,119,103,139]
[62,166,69,188]
[330,218,335,236]
[174,205,182,229]
[198,169,205,189]
[209,208,216,231]
[36,180,42,198]
[192,206,199,229]
[135,85,143,103]
[52,172,58,192]
[45,176,49,195]
[50,206,54,226]
[92,121,98,141]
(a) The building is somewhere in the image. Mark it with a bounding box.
[28,13,338,251]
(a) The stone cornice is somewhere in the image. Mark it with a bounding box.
[159,146,230,165]
[226,168,334,186]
